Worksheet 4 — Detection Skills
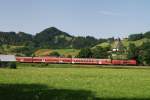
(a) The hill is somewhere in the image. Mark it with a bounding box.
[0,27,100,56]
[1,27,150,58]
[34,27,73,49]
[34,49,79,57]
[93,37,150,50]
[0,27,100,49]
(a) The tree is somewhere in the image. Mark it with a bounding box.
[144,31,150,38]
[12,47,34,56]
[49,51,60,57]
[72,37,87,49]
[128,43,138,59]
[72,36,99,49]
[77,48,93,58]
[92,46,110,58]
[108,37,115,43]
[139,42,150,65]
[128,33,143,41]
[142,49,150,65]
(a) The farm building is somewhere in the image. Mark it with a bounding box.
[0,55,16,62]
[0,55,16,68]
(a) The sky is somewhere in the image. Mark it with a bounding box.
[0,0,150,38]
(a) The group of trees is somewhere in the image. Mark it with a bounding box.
[128,42,150,65]
[0,27,105,50]
[127,31,150,65]
[47,46,110,59]
[128,31,150,41]
[0,62,16,69]
[48,51,60,57]
[77,46,110,59]
[0,31,33,45]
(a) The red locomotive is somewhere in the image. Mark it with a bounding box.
[16,57,137,65]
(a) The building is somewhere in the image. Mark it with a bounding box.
[112,38,125,52]
[111,38,128,60]
[0,55,16,68]
[0,55,16,62]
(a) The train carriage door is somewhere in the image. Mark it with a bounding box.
[99,60,102,64]
[42,58,45,62]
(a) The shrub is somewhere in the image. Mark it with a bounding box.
[49,51,60,57]
[9,62,17,69]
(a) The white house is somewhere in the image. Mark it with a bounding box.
[0,55,16,62]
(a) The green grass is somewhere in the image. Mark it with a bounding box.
[35,49,80,57]
[122,38,150,48]
[1,65,150,100]
[0,45,24,54]
[93,38,150,50]
[93,42,110,49]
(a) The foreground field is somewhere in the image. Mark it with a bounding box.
[0,65,150,100]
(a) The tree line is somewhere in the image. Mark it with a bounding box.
[128,31,150,41]
[0,27,106,52]
[128,42,150,65]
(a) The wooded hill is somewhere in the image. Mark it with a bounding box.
[1,27,150,65]
[0,27,106,49]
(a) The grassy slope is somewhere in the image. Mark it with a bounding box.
[1,45,80,57]
[92,42,110,49]
[34,49,80,57]
[1,65,150,100]
[93,38,150,49]
[122,38,150,47]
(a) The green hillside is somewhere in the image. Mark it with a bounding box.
[0,27,100,55]
[92,42,110,48]
[34,49,80,57]
[93,38,150,49]
[122,38,150,47]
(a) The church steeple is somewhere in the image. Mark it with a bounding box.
[112,38,125,52]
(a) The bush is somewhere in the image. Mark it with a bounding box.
[9,62,17,69]
[0,62,8,68]
[0,62,17,69]
[49,51,60,57]
[77,48,93,58]
[92,46,110,59]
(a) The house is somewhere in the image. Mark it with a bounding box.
[0,55,16,62]
[0,55,16,68]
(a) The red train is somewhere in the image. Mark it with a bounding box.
[16,57,137,65]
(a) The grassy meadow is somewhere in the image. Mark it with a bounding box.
[0,64,150,100]
[34,49,80,57]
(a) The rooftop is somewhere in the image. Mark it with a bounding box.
[0,55,16,62]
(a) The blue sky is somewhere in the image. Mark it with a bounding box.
[0,0,150,38]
